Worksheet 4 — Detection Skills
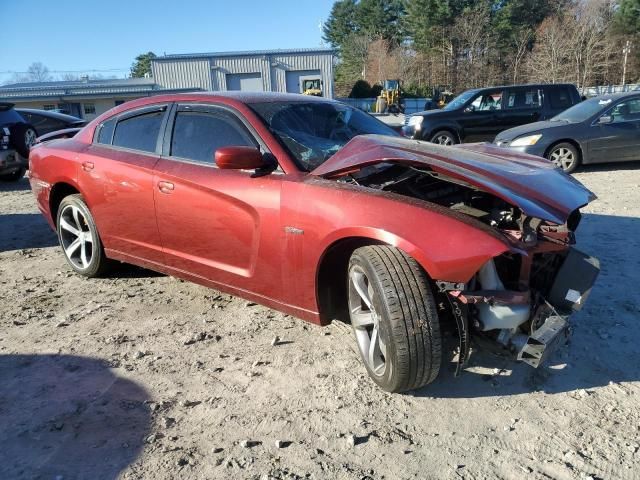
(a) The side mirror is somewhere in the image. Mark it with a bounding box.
[464,105,475,113]
[215,146,265,170]
[598,115,613,125]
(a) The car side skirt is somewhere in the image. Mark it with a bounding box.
[105,248,322,325]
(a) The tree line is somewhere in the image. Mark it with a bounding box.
[323,0,640,97]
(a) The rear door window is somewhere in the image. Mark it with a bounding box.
[170,107,256,165]
[505,88,542,109]
[112,110,164,153]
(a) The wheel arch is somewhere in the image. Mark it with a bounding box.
[313,220,512,324]
[314,230,446,325]
[316,236,386,324]
[49,181,81,227]
[544,139,584,164]
[425,125,461,143]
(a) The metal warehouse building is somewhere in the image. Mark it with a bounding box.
[151,48,335,98]
[0,78,198,120]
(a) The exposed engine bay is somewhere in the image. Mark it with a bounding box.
[341,162,600,370]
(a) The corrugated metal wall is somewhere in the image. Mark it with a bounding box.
[152,59,212,90]
[152,52,334,98]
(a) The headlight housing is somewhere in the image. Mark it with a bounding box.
[511,134,542,147]
[408,116,424,129]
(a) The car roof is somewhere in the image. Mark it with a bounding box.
[182,91,336,104]
[15,108,83,122]
[466,83,577,93]
[586,91,640,102]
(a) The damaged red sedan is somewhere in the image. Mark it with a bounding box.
[29,93,599,393]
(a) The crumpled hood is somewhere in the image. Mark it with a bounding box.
[311,135,595,225]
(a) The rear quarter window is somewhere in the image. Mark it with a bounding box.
[95,118,116,145]
[547,87,573,109]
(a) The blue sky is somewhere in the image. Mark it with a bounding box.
[0,0,335,84]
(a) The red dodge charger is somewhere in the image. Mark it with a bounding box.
[29,92,599,392]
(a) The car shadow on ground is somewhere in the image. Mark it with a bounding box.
[0,354,151,479]
[576,160,640,173]
[105,263,166,279]
[0,175,30,192]
[0,213,58,252]
[412,212,640,399]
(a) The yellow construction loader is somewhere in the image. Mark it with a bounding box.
[380,79,403,114]
[302,79,323,97]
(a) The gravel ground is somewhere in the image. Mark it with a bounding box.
[1,164,639,480]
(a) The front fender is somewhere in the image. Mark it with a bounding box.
[318,223,509,284]
[282,177,513,316]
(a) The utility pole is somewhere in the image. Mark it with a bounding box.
[622,40,632,88]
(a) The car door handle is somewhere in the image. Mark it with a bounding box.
[158,181,174,194]
[81,161,94,171]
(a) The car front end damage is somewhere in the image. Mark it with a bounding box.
[435,216,599,372]
[312,135,600,371]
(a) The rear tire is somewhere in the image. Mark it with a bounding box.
[547,142,580,173]
[0,167,25,182]
[430,130,457,146]
[348,246,442,393]
[56,194,110,277]
[10,124,37,158]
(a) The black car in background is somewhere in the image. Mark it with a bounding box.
[495,92,640,173]
[16,108,86,136]
[0,103,36,181]
[402,83,582,145]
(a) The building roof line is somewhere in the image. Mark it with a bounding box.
[155,47,335,61]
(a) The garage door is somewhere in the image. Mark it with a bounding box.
[226,73,263,92]
[286,70,322,94]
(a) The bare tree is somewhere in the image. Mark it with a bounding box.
[510,28,533,84]
[452,4,493,90]
[528,16,571,83]
[26,62,52,82]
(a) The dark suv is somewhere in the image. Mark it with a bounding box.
[0,103,37,181]
[402,84,582,145]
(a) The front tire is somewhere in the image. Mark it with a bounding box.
[547,142,580,173]
[56,194,110,277]
[430,130,457,146]
[348,246,442,393]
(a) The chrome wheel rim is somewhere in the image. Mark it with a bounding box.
[24,129,37,148]
[59,204,94,270]
[348,265,387,377]
[433,134,453,146]
[550,147,575,171]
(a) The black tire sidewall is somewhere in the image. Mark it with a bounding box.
[349,252,402,391]
[11,124,37,158]
[56,195,106,277]
[430,130,456,145]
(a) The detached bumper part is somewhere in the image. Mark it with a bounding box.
[517,315,570,368]
[548,248,600,312]
[518,248,599,368]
